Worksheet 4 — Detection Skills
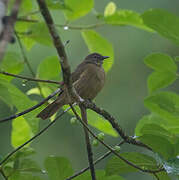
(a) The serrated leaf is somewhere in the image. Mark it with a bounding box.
[81,30,114,72]
[105,10,153,32]
[135,114,168,136]
[44,156,73,180]
[142,9,179,45]
[104,2,116,17]
[0,83,13,108]
[144,92,179,122]
[37,56,61,80]
[106,152,158,175]
[138,134,175,160]
[144,53,177,72]
[0,52,24,81]
[64,0,94,20]
[147,71,177,94]
[11,116,32,148]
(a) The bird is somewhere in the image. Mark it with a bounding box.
[37,52,109,120]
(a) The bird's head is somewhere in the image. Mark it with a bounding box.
[84,53,109,66]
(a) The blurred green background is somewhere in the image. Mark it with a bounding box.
[0,0,179,179]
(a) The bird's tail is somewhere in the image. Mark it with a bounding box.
[37,100,64,120]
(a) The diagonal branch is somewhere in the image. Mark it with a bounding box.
[79,105,96,180]
[70,105,163,174]
[0,71,61,85]
[67,140,125,180]
[83,101,151,150]
[0,0,21,61]
[0,106,70,166]
[0,88,62,123]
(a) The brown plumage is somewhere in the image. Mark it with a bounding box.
[37,53,109,120]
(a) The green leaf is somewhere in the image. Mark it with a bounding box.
[0,83,13,108]
[87,109,118,137]
[19,0,33,15]
[144,92,179,122]
[81,30,114,72]
[64,0,94,21]
[139,123,172,138]
[144,53,177,72]
[138,134,175,160]
[0,80,40,134]
[9,173,43,180]
[37,56,61,80]
[44,156,73,180]
[46,0,68,10]
[105,9,153,32]
[147,71,177,94]
[11,116,32,148]
[175,56,179,62]
[27,23,53,46]
[17,158,42,173]
[155,171,172,180]
[142,9,179,45]
[0,52,24,81]
[106,152,158,175]
[104,2,116,17]
[135,114,168,136]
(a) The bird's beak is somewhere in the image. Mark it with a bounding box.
[102,56,110,60]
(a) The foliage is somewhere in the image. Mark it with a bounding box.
[0,0,179,180]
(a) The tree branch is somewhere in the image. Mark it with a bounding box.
[0,88,62,123]
[36,0,72,89]
[70,105,163,175]
[0,0,21,61]
[80,105,96,180]
[83,101,151,150]
[0,106,70,166]
[66,140,125,180]
[0,71,61,85]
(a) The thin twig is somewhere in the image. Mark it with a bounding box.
[15,31,45,96]
[17,17,105,30]
[0,71,61,84]
[0,88,62,123]
[67,140,125,180]
[83,101,151,150]
[70,105,164,174]
[55,22,105,30]
[0,106,70,166]
[0,168,8,180]
[15,31,35,77]
[80,105,96,180]
[0,0,21,61]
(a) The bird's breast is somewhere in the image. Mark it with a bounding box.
[74,64,105,100]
